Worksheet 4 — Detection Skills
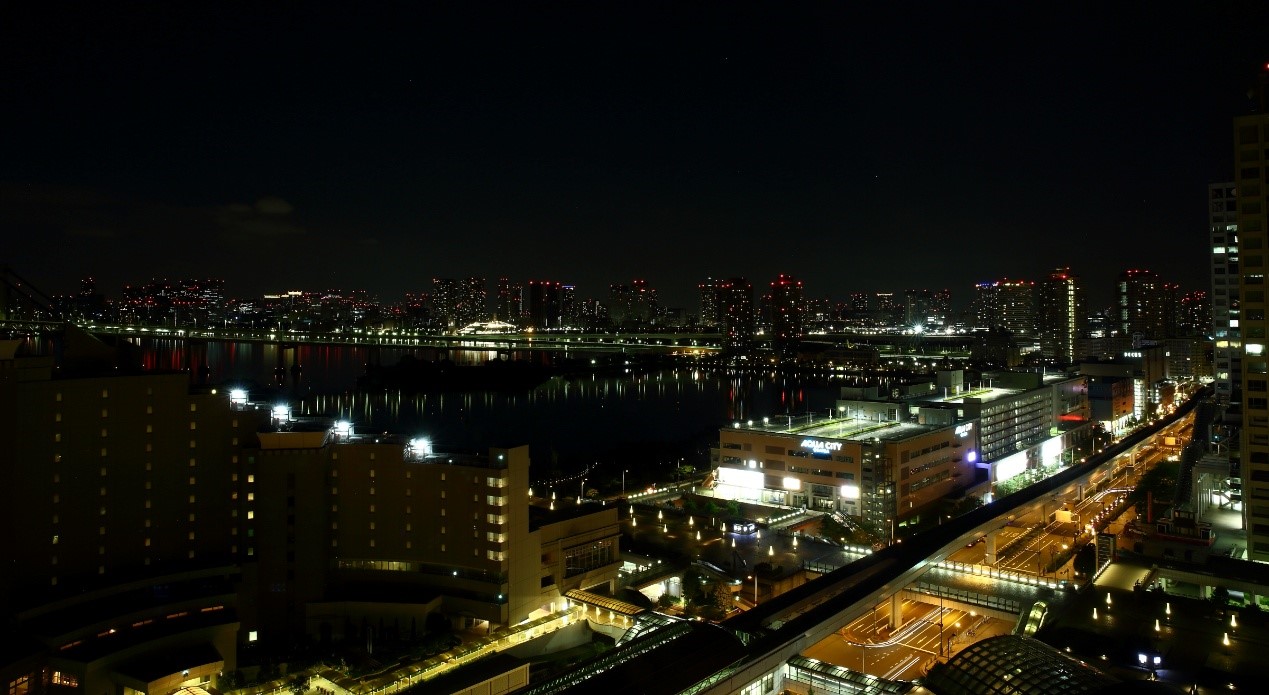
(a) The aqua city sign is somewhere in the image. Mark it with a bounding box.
[800,438,843,453]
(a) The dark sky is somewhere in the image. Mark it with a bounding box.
[4,2,1267,310]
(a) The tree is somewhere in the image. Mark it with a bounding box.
[1212,586,1231,606]
[710,581,733,610]
[682,568,707,604]
[949,496,984,517]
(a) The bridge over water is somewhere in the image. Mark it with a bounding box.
[0,321,723,355]
[1,320,976,362]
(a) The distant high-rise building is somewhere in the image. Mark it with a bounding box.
[608,279,657,327]
[837,293,868,327]
[719,278,755,352]
[973,279,1035,336]
[769,274,804,354]
[931,289,952,325]
[874,292,902,326]
[59,275,108,322]
[468,278,488,323]
[1178,290,1210,338]
[1163,282,1183,338]
[495,277,523,324]
[902,288,949,330]
[698,278,724,328]
[1238,64,1269,562]
[903,289,930,329]
[577,298,608,327]
[431,277,487,328]
[1036,269,1086,363]
[805,295,833,329]
[525,280,563,329]
[430,279,462,327]
[1117,269,1168,339]
[119,277,226,325]
[1210,182,1240,404]
[560,284,578,327]
[401,291,433,327]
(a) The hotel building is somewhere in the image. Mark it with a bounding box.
[0,339,618,695]
[247,428,620,644]
[859,370,1089,493]
[919,371,1091,489]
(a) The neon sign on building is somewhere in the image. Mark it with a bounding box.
[800,438,843,453]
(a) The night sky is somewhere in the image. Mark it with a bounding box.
[4,3,1267,310]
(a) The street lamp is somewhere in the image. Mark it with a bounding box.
[747,575,758,604]
[938,595,945,657]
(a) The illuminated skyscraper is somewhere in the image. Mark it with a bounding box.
[1117,269,1169,339]
[1238,63,1269,562]
[1036,269,1086,363]
[698,278,723,328]
[902,288,950,330]
[973,279,1035,336]
[431,277,488,328]
[1177,290,1210,337]
[608,279,658,327]
[560,284,578,327]
[719,277,755,352]
[495,277,523,324]
[874,292,902,326]
[769,274,804,355]
[1211,182,1241,405]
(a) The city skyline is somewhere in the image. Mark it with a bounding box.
[4,5,1268,308]
[34,264,1207,333]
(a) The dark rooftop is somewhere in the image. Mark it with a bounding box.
[114,643,225,684]
[924,634,1117,694]
[519,621,748,695]
[529,500,617,532]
